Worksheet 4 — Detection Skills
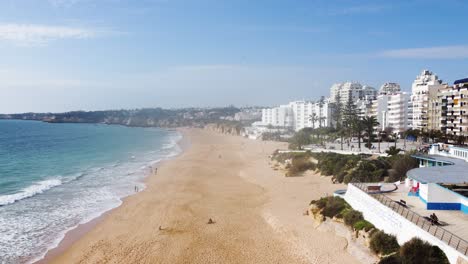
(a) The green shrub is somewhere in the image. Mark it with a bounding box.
[343,210,364,227]
[353,220,374,231]
[388,154,419,182]
[399,238,449,264]
[272,152,311,164]
[313,197,327,209]
[321,197,347,218]
[312,196,349,218]
[287,156,315,176]
[370,231,400,255]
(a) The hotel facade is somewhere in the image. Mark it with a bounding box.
[261,100,333,131]
[411,70,445,130]
[439,78,468,137]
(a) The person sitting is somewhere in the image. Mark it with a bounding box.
[430,213,439,223]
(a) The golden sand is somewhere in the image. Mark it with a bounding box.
[49,128,360,264]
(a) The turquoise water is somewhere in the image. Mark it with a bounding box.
[0,120,181,263]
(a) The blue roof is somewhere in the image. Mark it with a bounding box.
[408,154,468,184]
[454,78,468,85]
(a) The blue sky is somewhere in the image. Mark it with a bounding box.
[1,0,468,113]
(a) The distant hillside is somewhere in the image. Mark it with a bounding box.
[0,107,242,128]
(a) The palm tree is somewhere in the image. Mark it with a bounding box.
[338,127,346,150]
[352,117,365,151]
[362,116,379,150]
[386,146,402,156]
[308,113,317,129]
[318,96,325,128]
[392,132,398,148]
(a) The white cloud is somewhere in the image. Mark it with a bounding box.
[0,23,107,46]
[379,45,468,59]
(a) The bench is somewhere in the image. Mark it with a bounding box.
[367,185,381,192]
[395,199,408,208]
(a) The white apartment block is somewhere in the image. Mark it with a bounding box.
[362,85,378,99]
[261,105,293,128]
[329,82,377,105]
[261,100,333,131]
[439,78,468,137]
[355,98,374,118]
[288,100,332,131]
[411,70,445,130]
[370,91,411,133]
[379,82,401,95]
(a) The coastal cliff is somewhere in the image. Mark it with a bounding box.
[0,107,242,129]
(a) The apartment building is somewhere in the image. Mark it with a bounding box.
[261,105,293,128]
[329,82,376,105]
[411,70,445,130]
[379,82,401,95]
[439,78,468,137]
[366,82,411,132]
[261,99,333,131]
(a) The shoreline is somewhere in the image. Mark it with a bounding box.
[33,129,189,264]
[45,129,361,264]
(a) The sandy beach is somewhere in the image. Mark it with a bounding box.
[47,128,360,264]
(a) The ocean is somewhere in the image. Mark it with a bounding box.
[0,120,182,263]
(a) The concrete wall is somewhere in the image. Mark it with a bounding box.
[462,198,468,214]
[419,182,429,202]
[344,184,468,264]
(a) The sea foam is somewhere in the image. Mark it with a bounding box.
[0,179,62,206]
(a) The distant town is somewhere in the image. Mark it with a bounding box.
[246,69,468,146]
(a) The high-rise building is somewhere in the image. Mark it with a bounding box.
[261,99,333,131]
[379,83,401,95]
[261,105,293,128]
[428,84,450,131]
[362,85,378,99]
[411,70,444,130]
[329,82,376,105]
[355,98,374,118]
[439,78,468,137]
[370,92,411,132]
[288,100,333,131]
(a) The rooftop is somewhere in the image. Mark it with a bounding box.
[454,78,468,85]
[408,154,468,184]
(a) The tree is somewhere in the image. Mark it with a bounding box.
[318,96,325,128]
[362,116,379,150]
[388,154,419,182]
[427,129,443,143]
[369,231,400,256]
[309,113,318,129]
[352,117,365,151]
[386,146,402,156]
[399,238,449,264]
[392,132,398,148]
[343,97,359,146]
[331,94,344,149]
[289,128,312,149]
[332,94,343,129]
